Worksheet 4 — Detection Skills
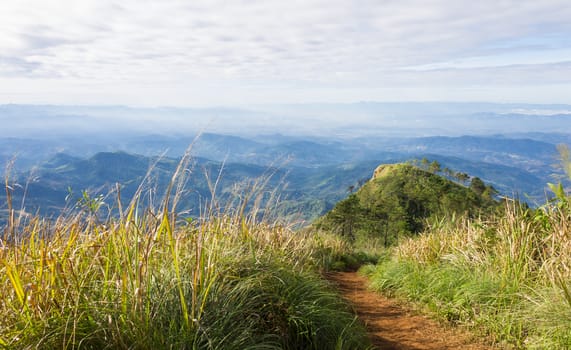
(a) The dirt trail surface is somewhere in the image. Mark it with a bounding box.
[328,272,496,350]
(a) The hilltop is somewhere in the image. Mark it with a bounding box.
[316,163,499,246]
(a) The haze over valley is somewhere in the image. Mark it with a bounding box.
[2,0,569,217]
[2,102,569,224]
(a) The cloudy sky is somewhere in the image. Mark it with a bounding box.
[1,0,570,107]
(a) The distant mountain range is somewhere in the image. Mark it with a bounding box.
[3,151,380,224]
[3,103,571,138]
[1,130,567,226]
[1,102,569,224]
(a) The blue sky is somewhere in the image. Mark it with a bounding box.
[0,0,570,107]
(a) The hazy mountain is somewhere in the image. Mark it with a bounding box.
[3,103,571,139]
[1,144,558,228]
[380,135,557,175]
[1,102,570,225]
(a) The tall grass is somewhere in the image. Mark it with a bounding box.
[364,195,571,348]
[0,154,370,349]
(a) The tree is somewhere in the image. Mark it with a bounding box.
[470,177,486,196]
[483,185,499,200]
[329,194,361,242]
[443,167,454,179]
[455,172,469,185]
[429,160,441,174]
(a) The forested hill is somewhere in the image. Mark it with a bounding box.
[315,163,500,247]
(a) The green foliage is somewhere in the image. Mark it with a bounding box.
[328,251,380,272]
[469,176,486,195]
[336,151,571,348]
[428,160,441,174]
[317,163,498,248]
[323,194,361,242]
[365,191,571,348]
[455,172,470,184]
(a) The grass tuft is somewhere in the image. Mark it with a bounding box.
[1,152,370,349]
[364,195,571,348]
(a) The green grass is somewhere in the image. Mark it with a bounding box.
[0,155,371,349]
[362,197,571,349]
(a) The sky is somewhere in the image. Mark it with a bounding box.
[1,0,571,107]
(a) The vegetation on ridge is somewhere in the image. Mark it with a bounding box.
[347,150,571,348]
[362,193,571,348]
[316,162,499,248]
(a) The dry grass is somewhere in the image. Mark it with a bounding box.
[368,196,571,348]
[0,152,368,349]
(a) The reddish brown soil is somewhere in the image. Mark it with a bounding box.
[328,271,497,350]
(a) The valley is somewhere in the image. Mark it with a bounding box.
[1,128,565,225]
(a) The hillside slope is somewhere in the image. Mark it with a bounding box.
[316,163,499,246]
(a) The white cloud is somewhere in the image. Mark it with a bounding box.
[0,0,570,105]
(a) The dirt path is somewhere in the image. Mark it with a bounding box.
[328,271,496,350]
